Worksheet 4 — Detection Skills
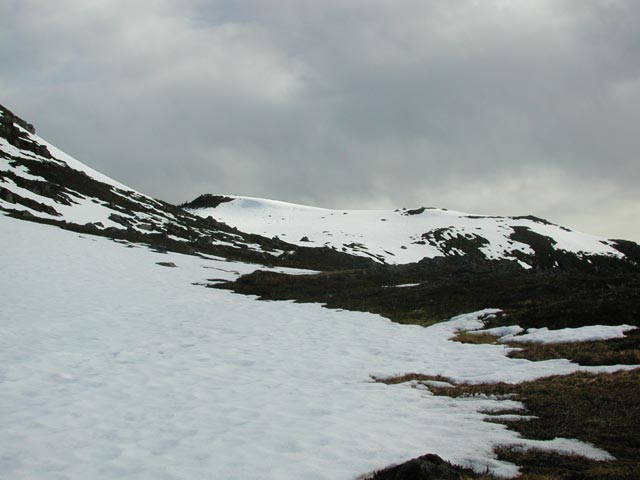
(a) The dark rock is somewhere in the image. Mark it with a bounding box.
[611,239,640,266]
[0,104,36,134]
[196,235,214,247]
[0,187,15,203]
[108,213,132,227]
[82,223,100,233]
[179,194,234,210]
[102,227,123,237]
[368,453,480,480]
[16,209,34,219]
[300,236,311,242]
[404,207,427,216]
[0,104,50,158]
[156,262,177,268]
[510,214,554,225]
[421,228,490,260]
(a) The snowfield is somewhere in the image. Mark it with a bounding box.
[478,325,638,344]
[188,195,624,266]
[1,215,634,480]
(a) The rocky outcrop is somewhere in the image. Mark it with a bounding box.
[367,454,481,480]
[179,194,234,210]
[0,104,50,158]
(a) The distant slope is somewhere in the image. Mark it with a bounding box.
[184,194,635,270]
[2,101,637,272]
[0,104,373,270]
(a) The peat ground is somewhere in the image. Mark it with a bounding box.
[216,257,640,479]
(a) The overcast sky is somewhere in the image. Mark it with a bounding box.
[2,0,639,241]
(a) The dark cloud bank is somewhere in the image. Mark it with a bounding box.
[2,0,639,241]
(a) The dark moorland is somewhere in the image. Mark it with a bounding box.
[217,256,640,479]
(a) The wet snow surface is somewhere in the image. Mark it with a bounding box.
[1,215,633,479]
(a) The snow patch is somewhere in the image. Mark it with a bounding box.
[188,195,624,265]
[501,325,637,344]
[1,218,634,480]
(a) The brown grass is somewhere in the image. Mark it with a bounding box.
[423,370,640,479]
[506,337,640,366]
[378,369,640,478]
[453,330,500,345]
[372,373,451,385]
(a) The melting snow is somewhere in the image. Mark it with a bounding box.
[1,215,634,479]
[500,325,637,344]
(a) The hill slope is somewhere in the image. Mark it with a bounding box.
[0,104,373,270]
[184,194,635,270]
[2,103,639,479]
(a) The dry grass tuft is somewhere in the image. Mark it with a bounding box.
[452,330,500,345]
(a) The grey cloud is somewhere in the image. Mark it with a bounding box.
[1,0,639,241]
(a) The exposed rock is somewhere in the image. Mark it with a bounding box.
[509,214,554,225]
[421,228,489,259]
[0,187,15,203]
[367,453,480,480]
[0,104,50,157]
[0,104,36,134]
[156,262,177,268]
[611,239,640,266]
[404,207,427,216]
[108,213,132,227]
[180,194,234,210]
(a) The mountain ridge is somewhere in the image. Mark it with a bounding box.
[2,102,640,479]
[183,193,638,271]
[2,102,639,273]
[0,103,375,270]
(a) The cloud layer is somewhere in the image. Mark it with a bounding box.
[2,0,639,241]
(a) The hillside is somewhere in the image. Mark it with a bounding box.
[1,103,639,479]
[0,104,372,271]
[184,194,638,270]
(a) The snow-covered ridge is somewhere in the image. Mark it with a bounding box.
[0,104,287,260]
[185,194,626,268]
[1,103,636,270]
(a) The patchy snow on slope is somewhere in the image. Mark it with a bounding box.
[460,318,636,344]
[471,325,526,338]
[188,195,623,265]
[2,215,634,480]
[0,177,126,228]
[34,133,138,193]
[1,122,175,229]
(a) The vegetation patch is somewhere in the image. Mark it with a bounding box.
[217,257,640,479]
[219,258,640,331]
[506,331,640,366]
[451,329,640,366]
[452,330,501,345]
[410,370,640,479]
[372,373,452,385]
